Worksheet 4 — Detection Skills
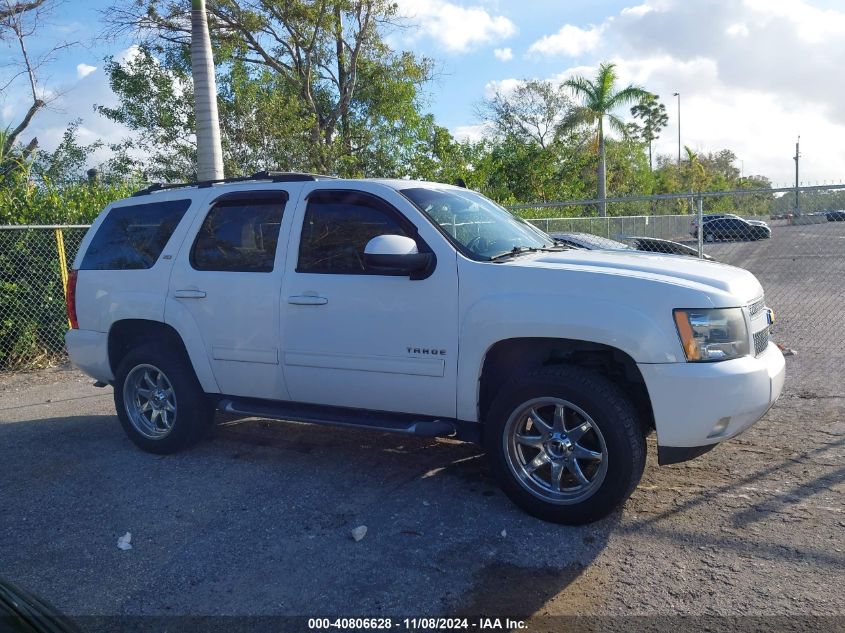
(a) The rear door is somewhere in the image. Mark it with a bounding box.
[279,183,459,418]
[167,186,300,399]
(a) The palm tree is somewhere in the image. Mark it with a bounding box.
[564,63,648,216]
[191,0,224,181]
[683,145,706,214]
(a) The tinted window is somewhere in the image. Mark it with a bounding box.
[191,193,287,272]
[298,191,411,274]
[81,199,190,270]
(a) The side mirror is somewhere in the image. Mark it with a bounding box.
[364,235,433,276]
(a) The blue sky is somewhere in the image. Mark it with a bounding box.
[4,0,845,185]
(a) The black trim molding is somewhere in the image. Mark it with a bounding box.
[658,443,718,465]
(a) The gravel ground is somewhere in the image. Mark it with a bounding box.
[0,359,843,631]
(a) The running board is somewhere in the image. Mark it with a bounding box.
[217,397,457,438]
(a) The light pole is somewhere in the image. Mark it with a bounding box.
[794,136,800,216]
[673,92,681,164]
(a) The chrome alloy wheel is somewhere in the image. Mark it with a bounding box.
[123,364,177,440]
[503,397,608,504]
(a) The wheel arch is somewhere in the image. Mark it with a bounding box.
[107,319,219,393]
[477,337,654,437]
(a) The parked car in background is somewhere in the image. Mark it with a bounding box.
[552,232,713,260]
[826,210,845,222]
[690,213,736,237]
[628,236,714,260]
[551,232,633,251]
[691,213,769,237]
[700,217,771,242]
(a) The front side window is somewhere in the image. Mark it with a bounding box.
[400,187,553,260]
[191,193,286,272]
[81,199,190,270]
[297,191,412,274]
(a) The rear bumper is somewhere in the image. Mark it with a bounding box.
[639,342,785,463]
[65,329,113,384]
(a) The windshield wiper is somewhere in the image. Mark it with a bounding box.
[488,245,566,261]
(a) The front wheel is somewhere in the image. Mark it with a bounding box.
[484,366,646,524]
[114,344,214,454]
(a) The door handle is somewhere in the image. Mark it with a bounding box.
[174,289,207,299]
[288,295,328,306]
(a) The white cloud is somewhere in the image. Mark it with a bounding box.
[452,123,490,142]
[483,77,523,99]
[76,63,97,79]
[527,24,604,57]
[725,23,750,37]
[493,47,513,61]
[620,4,655,18]
[396,0,516,53]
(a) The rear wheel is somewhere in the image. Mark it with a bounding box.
[114,344,214,454]
[484,366,646,524]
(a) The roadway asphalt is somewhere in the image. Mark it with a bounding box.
[0,359,842,631]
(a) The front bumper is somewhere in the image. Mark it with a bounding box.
[65,329,113,384]
[638,341,785,464]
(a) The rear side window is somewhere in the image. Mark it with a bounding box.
[81,199,190,270]
[298,191,411,274]
[191,192,287,273]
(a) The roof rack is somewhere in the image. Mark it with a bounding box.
[132,170,336,197]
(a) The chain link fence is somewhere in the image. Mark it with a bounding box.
[0,226,89,370]
[0,184,842,397]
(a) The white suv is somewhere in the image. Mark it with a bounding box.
[65,172,785,524]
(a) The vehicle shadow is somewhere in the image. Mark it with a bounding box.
[630,436,845,530]
[729,462,845,529]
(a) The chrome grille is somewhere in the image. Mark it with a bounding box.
[749,297,765,317]
[754,327,770,356]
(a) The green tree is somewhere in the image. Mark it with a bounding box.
[475,79,591,204]
[479,79,573,149]
[97,48,198,180]
[563,62,649,216]
[106,0,432,175]
[629,93,668,171]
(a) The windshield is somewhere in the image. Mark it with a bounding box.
[400,187,554,260]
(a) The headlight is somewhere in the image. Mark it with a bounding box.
[673,308,749,362]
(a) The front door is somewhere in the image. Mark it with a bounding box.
[167,187,299,399]
[280,184,459,418]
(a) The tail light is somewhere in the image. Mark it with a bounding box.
[66,269,79,329]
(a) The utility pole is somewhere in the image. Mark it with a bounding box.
[673,92,681,164]
[793,136,800,216]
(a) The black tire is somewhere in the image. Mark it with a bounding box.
[484,365,646,525]
[114,343,214,454]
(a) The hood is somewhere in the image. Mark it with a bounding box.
[504,249,763,302]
